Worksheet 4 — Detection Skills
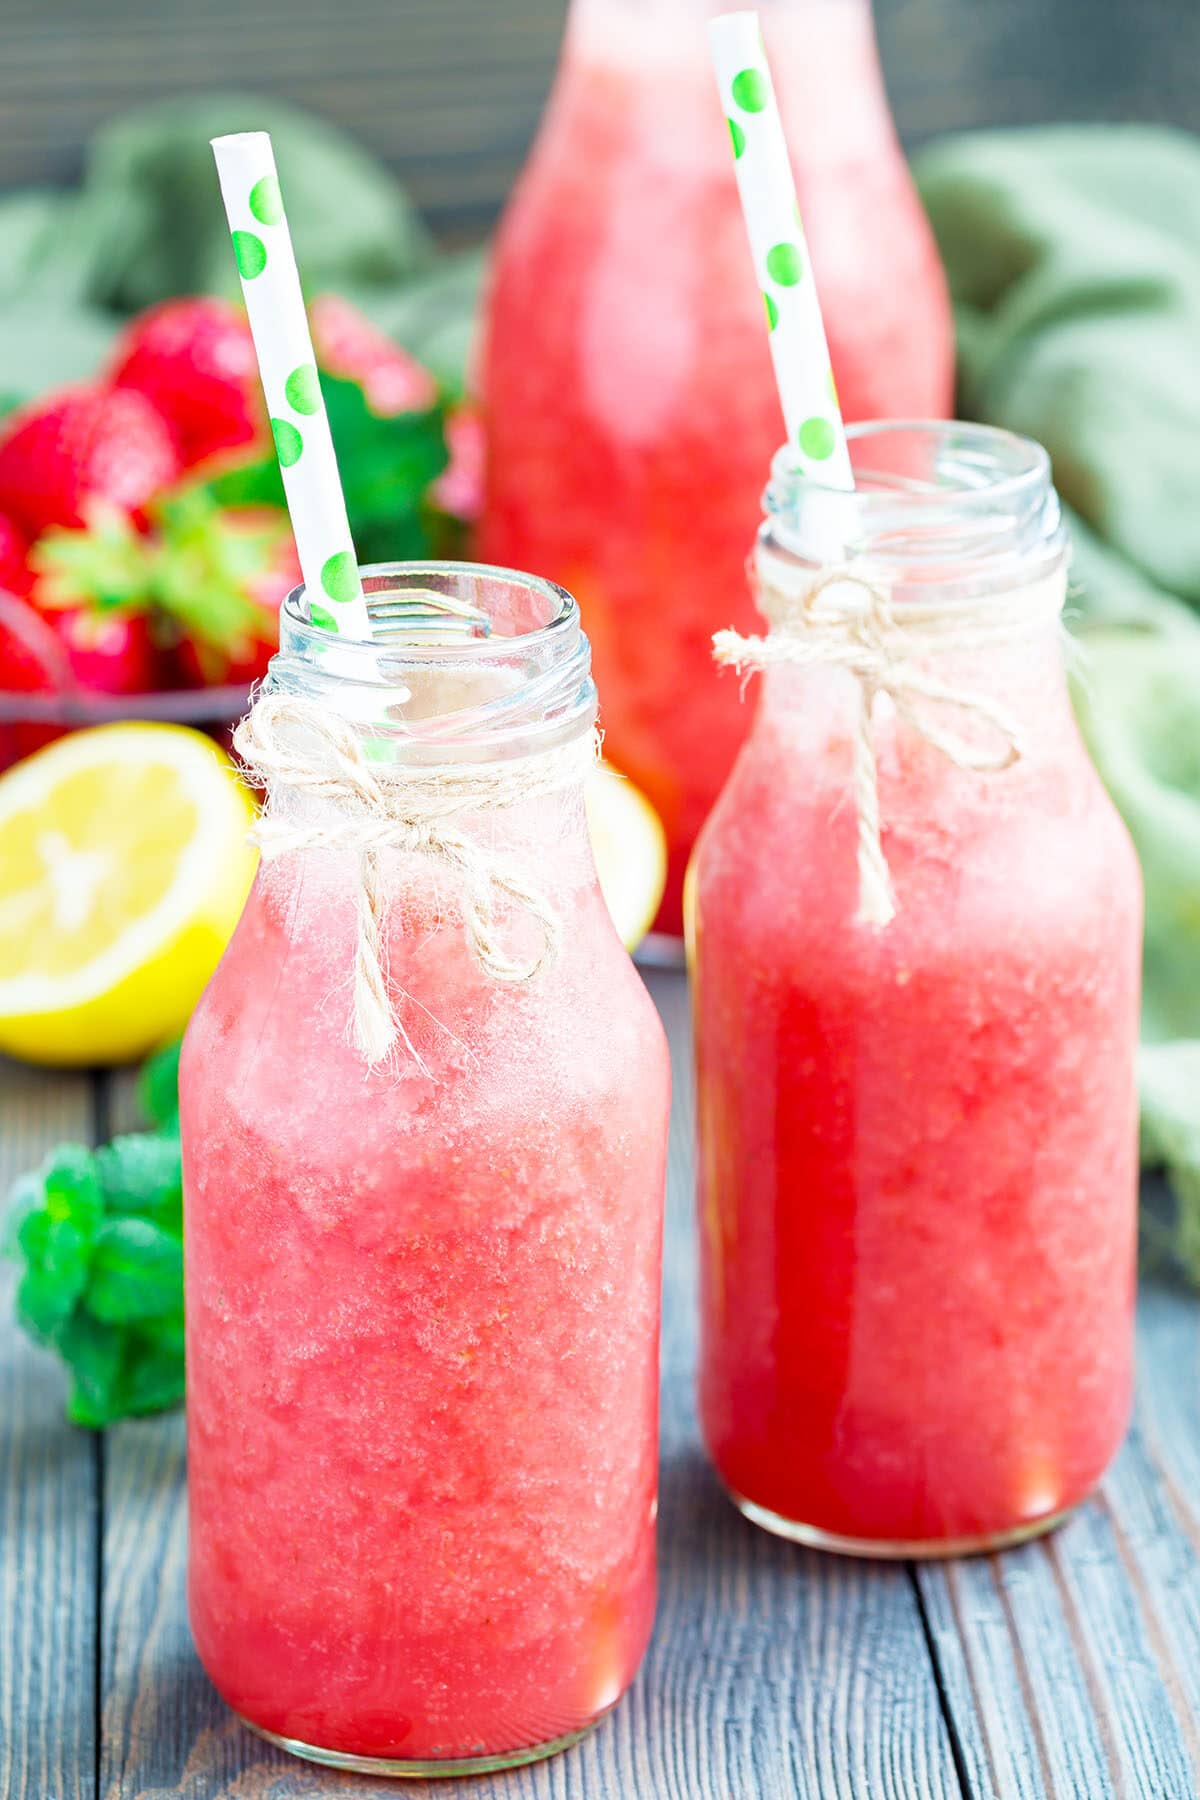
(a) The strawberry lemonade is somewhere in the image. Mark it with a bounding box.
[482,0,952,930]
[181,566,670,1774]
[690,426,1142,1553]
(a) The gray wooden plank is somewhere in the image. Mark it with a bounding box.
[0,0,569,241]
[0,1058,98,1800]
[102,1070,408,1799]
[916,1282,1200,1800]
[2,0,1200,237]
[98,972,963,1799]
[642,969,962,1800]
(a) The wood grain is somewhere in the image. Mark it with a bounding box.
[94,970,964,1799]
[0,1058,98,1800]
[1,0,1199,238]
[7,981,1200,1796]
[915,1285,1200,1800]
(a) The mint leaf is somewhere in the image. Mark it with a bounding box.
[141,1308,186,1358]
[8,1146,103,1342]
[7,1049,188,1426]
[26,1211,91,1287]
[16,1262,80,1343]
[96,1134,182,1227]
[121,1325,187,1415]
[137,1038,182,1131]
[41,1144,104,1235]
[4,1172,42,1259]
[86,1218,183,1323]
[59,1312,125,1428]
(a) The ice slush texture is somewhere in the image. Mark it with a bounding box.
[481,0,954,930]
[691,647,1142,1546]
[181,822,670,1762]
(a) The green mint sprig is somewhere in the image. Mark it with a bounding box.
[5,1040,185,1428]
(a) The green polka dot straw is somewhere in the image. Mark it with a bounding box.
[211,133,372,638]
[709,13,854,490]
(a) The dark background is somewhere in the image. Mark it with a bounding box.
[2,0,1198,240]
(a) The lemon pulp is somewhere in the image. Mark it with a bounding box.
[0,723,257,1066]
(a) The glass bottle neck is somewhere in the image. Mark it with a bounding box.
[568,0,872,23]
[559,0,888,167]
[266,562,597,770]
[747,553,1076,792]
[753,420,1075,751]
[762,422,1067,597]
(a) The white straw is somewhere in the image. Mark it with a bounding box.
[709,12,855,491]
[210,132,373,639]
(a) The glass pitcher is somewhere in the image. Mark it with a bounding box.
[481,0,954,932]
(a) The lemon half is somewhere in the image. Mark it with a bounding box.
[0,724,257,1066]
[586,764,667,951]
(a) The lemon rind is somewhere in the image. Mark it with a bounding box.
[0,725,255,1016]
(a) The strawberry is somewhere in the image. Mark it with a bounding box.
[168,506,297,688]
[309,294,438,416]
[32,494,290,694]
[29,504,166,696]
[45,607,160,696]
[109,298,262,469]
[0,510,34,598]
[0,590,70,766]
[0,386,182,538]
[431,404,485,523]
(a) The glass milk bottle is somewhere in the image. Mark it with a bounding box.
[689,425,1142,1555]
[481,0,953,933]
[180,564,671,1774]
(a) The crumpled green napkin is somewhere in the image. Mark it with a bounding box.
[915,126,1200,1276]
[0,93,480,413]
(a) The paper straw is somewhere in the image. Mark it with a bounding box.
[210,132,373,639]
[709,12,855,491]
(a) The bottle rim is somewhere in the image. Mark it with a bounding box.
[279,560,578,658]
[763,420,1067,587]
[266,561,597,760]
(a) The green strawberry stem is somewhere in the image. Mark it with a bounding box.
[33,491,282,659]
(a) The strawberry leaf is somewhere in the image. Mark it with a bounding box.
[31,505,156,616]
[320,372,449,565]
[203,371,452,572]
[204,456,286,512]
[145,488,275,653]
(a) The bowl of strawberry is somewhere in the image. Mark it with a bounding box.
[0,295,481,770]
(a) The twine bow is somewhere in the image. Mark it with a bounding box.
[714,563,1062,928]
[234,694,597,1068]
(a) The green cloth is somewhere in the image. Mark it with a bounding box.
[0,94,481,413]
[915,126,1200,1276]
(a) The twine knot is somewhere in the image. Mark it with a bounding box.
[234,694,598,1068]
[714,561,1062,928]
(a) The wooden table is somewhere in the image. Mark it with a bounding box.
[4,0,1200,241]
[3,966,1200,1800]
